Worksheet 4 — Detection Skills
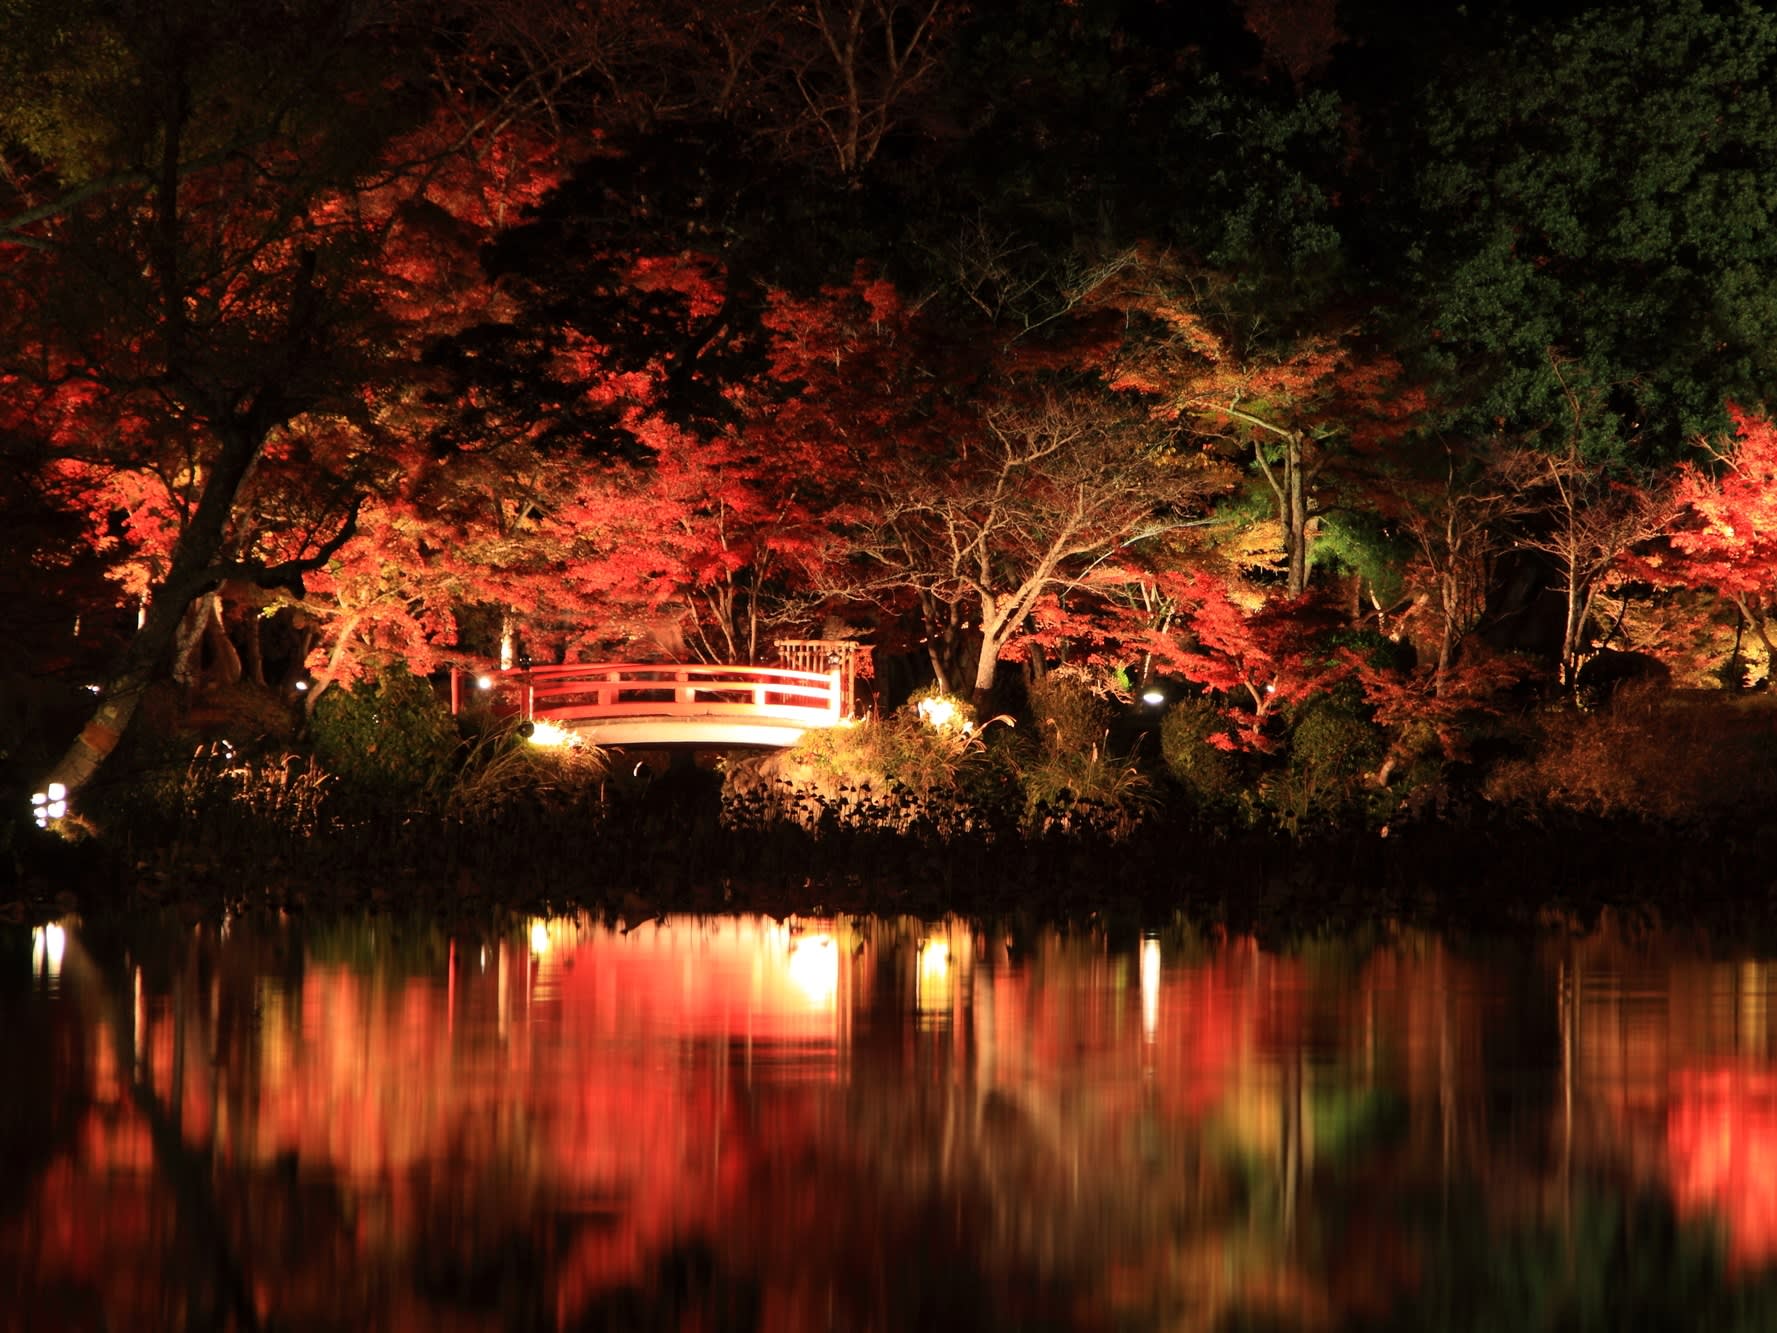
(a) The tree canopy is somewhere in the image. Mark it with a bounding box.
[12,0,1777,801]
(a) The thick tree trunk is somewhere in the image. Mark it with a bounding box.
[43,421,266,801]
[970,635,1000,716]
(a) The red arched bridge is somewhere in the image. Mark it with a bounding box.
[451,655,853,748]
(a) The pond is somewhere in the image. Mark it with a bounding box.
[6,908,1777,1330]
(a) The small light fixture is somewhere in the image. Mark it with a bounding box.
[476,674,494,691]
[30,783,67,827]
[1141,688,1165,706]
[293,679,309,692]
[916,695,959,730]
[525,720,578,748]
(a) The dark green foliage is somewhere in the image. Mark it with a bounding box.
[1160,697,1247,816]
[1263,688,1386,834]
[1406,0,1777,460]
[1310,512,1410,608]
[1366,1184,1777,1333]
[1160,78,1350,337]
[307,668,459,800]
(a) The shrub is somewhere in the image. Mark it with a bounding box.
[307,667,459,800]
[445,719,612,820]
[791,702,990,800]
[1484,686,1777,823]
[1018,743,1155,838]
[1026,668,1114,756]
[1160,697,1247,814]
[1259,689,1385,834]
[1019,669,1151,836]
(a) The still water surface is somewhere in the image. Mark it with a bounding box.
[7,910,1777,1330]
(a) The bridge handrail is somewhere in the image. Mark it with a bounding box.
[460,662,845,727]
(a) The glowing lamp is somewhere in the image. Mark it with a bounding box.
[476,675,495,691]
[526,720,577,748]
[30,782,67,827]
[1141,688,1165,706]
[916,695,960,730]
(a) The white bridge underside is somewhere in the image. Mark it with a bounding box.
[561,716,817,748]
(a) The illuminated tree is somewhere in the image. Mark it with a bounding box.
[1638,408,1777,669]
[1109,258,1422,597]
[1141,570,1350,751]
[0,2,566,796]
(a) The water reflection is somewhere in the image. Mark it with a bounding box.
[5,914,1777,1328]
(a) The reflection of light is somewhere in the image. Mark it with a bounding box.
[920,938,950,977]
[787,933,839,1009]
[1671,1067,1777,1269]
[529,920,551,954]
[917,937,953,1014]
[1141,936,1161,1042]
[134,966,145,1075]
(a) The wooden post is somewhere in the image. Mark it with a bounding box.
[450,668,460,716]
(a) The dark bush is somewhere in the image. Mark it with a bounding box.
[1160,698,1246,816]
[307,668,459,800]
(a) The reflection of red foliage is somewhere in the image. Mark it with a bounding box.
[1669,1067,1777,1269]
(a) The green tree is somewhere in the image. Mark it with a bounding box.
[1406,0,1777,460]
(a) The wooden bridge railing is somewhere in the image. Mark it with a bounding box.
[453,662,845,730]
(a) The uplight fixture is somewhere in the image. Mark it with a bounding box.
[30,783,67,828]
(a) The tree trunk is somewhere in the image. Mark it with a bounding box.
[43,421,267,801]
[1284,433,1310,595]
[970,634,1000,716]
[1559,570,1594,693]
[241,606,265,687]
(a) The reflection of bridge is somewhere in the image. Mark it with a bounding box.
[453,660,848,747]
